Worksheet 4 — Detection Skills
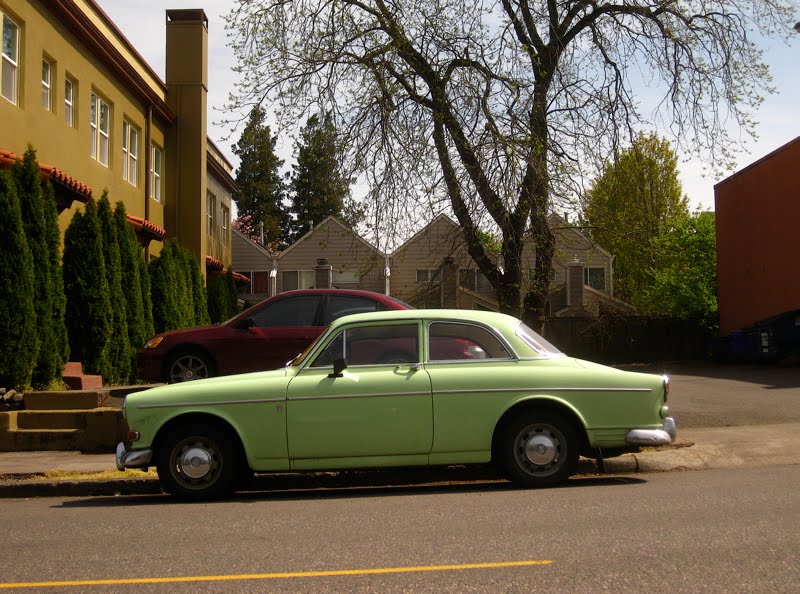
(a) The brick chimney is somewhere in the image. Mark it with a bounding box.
[315,258,332,289]
[566,256,587,314]
[440,257,458,308]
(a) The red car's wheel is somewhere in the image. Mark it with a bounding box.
[166,351,214,383]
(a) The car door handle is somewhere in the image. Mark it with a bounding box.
[411,363,421,371]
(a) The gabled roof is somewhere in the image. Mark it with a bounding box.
[232,228,277,259]
[391,213,460,257]
[278,215,384,259]
[546,212,612,259]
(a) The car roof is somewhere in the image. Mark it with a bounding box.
[328,308,520,329]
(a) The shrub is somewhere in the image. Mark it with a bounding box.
[43,182,69,371]
[0,171,38,390]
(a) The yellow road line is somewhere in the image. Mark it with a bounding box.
[0,560,553,589]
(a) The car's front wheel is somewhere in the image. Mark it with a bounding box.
[166,351,214,383]
[499,412,578,487]
[156,423,241,501]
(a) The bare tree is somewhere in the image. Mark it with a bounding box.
[225,0,796,323]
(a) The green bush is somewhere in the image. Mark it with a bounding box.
[43,182,69,371]
[149,242,182,334]
[97,194,131,384]
[0,171,38,390]
[63,199,112,378]
[114,202,149,378]
[13,148,60,388]
[207,269,239,324]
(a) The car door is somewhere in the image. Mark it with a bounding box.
[285,321,433,467]
[222,294,324,374]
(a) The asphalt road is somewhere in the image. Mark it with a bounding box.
[1,465,798,592]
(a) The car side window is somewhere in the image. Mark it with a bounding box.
[428,322,512,361]
[323,295,386,325]
[250,295,322,328]
[311,324,419,367]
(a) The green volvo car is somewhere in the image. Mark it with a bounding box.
[117,309,675,500]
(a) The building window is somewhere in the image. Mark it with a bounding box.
[41,58,52,110]
[416,269,441,283]
[1,14,19,105]
[584,267,606,291]
[64,77,74,126]
[90,93,110,166]
[149,145,162,202]
[333,270,359,285]
[460,269,493,292]
[282,270,315,291]
[206,192,216,237]
[122,120,139,186]
[220,203,230,246]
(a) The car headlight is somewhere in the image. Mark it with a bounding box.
[143,336,164,349]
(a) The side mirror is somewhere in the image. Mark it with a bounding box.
[237,317,256,330]
[328,358,347,378]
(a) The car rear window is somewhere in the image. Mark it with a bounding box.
[515,322,563,357]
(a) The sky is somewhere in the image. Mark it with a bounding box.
[96,0,800,214]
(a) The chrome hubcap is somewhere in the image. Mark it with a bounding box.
[170,356,208,383]
[179,446,213,479]
[516,423,564,476]
[525,433,557,466]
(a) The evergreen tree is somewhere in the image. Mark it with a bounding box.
[97,194,131,384]
[0,171,38,390]
[43,181,69,371]
[114,202,148,375]
[581,132,689,305]
[206,270,238,324]
[231,106,289,247]
[288,112,360,241]
[13,148,58,388]
[139,249,154,338]
[184,247,210,326]
[63,199,112,378]
[149,242,181,334]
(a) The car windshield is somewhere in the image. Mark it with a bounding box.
[289,330,330,368]
[515,322,563,357]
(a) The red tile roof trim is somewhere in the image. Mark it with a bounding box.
[0,149,92,202]
[126,214,166,241]
[205,256,249,283]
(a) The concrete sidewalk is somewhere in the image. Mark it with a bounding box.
[1,422,798,498]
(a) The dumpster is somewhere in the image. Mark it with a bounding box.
[744,310,800,363]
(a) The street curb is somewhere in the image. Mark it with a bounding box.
[0,477,162,498]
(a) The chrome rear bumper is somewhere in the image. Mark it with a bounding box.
[116,442,153,471]
[625,417,676,447]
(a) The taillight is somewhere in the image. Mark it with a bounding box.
[662,375,670,401]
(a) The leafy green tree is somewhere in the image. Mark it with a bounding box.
[43,181,69,371]
[231,106,289,247]
[97,194,131,384]
[288,112,359,241]
[226,0,791,325]
[113,202,148,380]
[0,171,38,390]
[582,132,689,304]
[63,199,112,379]
[639,212,718,330]
[149,242,182,334]
[13,148,61,388]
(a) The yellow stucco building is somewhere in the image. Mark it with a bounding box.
[0,0,236,274]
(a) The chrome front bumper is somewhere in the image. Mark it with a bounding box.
[625,417,676,447]
[116,442,153,471]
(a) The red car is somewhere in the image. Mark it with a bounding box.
[138,289,412,383]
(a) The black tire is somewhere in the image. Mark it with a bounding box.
[499,412,578,487]
[165,351,215,383]
[156,422,241,501]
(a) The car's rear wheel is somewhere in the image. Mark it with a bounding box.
[156,423,240,501]
[499,412,578,487]
[166,351,214,383]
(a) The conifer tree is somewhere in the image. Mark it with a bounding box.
[63,199,112,378]
[13,148,58,388]
[43,182,69,371]
[183,247,210,326]
[139,250,154,338]
[114,202,148,376]
[0,171,38,390]
[149,242,181,334]
[97,194,131,384]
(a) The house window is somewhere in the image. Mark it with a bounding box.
[64,77,74,126]
[1,14,19,104]
[122,120,139,186]
[206,192,216,237]
[416,269,441,283]
[41,58,52,110]
[282,270,315,291]
[333,270,359,285]
[460,269,492,292]
[90,93,110,166]
[220,203,230,246]
[149,145,162,202]
[584,267,606,291]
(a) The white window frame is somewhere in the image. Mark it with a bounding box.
[1,14,20,105]
[90,93,110,166]
[149,145,162,202]
[41,58,52,110]
[220,203,229,246]
[206,192,216,237]
[584,267,606,291]
[64,77,74,127]
[122,120,139,186]
[416,269,441,283]
[282,270,315,291]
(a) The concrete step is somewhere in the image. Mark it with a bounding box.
[14,410,88,430]
[23,391,101,411]
[63,375,104,390]
[5,428,85,451]
[62,362,84,376]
